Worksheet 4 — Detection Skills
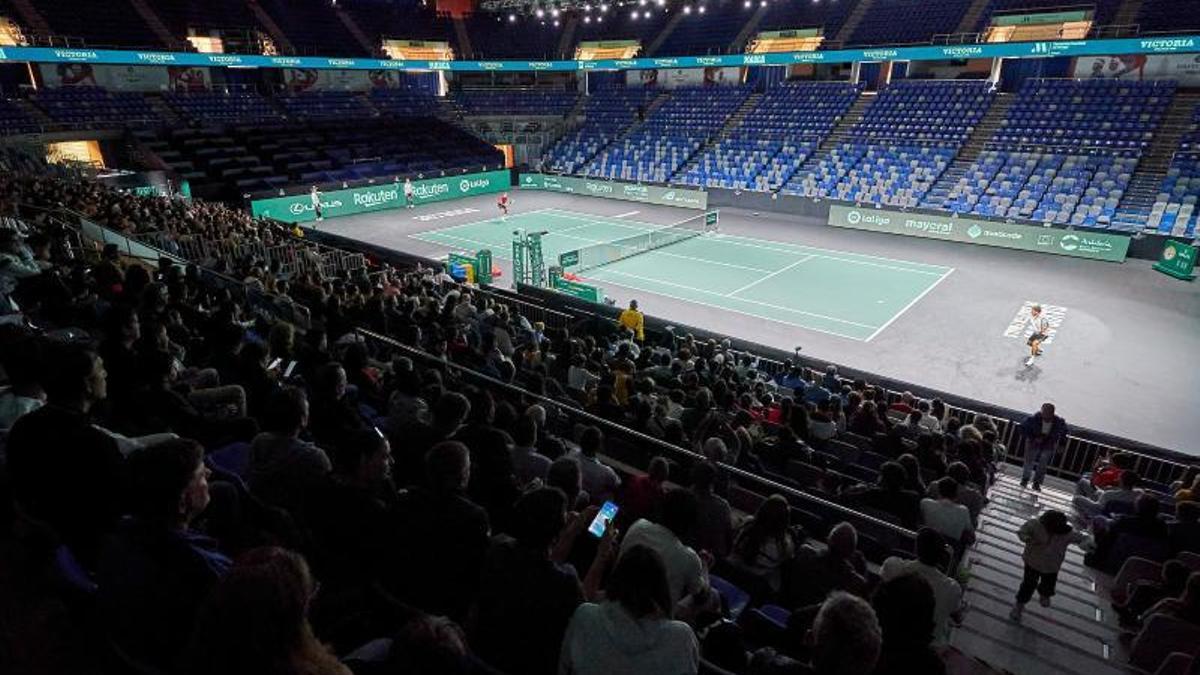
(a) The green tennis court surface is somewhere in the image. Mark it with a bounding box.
[411,208,954,341]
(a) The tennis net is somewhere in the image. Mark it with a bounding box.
[568,210,719,273]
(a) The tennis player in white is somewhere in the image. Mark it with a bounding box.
[404,178,415,209]
[310,185,323,222]
[1025,304,1049,366]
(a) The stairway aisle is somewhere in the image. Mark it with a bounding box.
[952,464,1128,675]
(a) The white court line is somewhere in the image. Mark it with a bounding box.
[545,209,950,277]
[418,228,777,274]
[726,255,813,297]
[588,270,875,341]
[415,207,557,235]
[593,268,879,330]
[613,210,640,218]
[707,234,947,276]
[863,267,956,343]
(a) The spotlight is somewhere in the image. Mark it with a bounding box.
[583,14,591,22]
[598,15,603,21]
[536,8,544,17]
[583,4,591,10]
[743,0,751,7]
[599,2,608,10]
[508,13,516,21]
[551,7,559,16]
[683,4,691,12]
[638,0,646,5]
[631,9,638,18]
[656,0,665,5]
[698,4,705,11]
[553,18,560,25]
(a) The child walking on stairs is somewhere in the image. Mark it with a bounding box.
[1010,509,1092,621]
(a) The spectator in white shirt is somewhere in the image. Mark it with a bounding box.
[921,477,975,547]
[1072,470,1142,519]
[510,414,551,485]
[559,544,699,675]
[880,528,963,645]
[574,425,620,505]
[619,489,710,611]
[917,400,941,433]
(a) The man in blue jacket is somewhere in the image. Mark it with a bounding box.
[1019,402,1069,491]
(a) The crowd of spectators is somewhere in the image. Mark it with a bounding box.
[12,162,1196,674]
[0,165,1021,675]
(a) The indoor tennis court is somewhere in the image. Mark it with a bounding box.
[410,207,954,341]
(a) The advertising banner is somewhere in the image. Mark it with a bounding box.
[283,68,405,92]
[1153,239,1197,280]
[627,66,742,88]
[827,205,1130,262]
[3,35,1200,72]
[38,63,184,91]
[1072,53,1200,85]
[552,275,603,303]
[519,173,707,210]
[249,169,510,223]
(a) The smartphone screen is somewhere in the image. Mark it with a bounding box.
[283,360,297,378]
[267,358,282,371]
[588,501,619,538]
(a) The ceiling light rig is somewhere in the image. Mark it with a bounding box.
[482,0,707,20]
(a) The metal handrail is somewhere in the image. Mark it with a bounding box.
[355,327,919,543]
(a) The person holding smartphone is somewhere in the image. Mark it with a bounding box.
[474,489,616,675]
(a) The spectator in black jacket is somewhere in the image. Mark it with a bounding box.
[6,345,126,568]
[390,441,490,621]
[98,438,230,671]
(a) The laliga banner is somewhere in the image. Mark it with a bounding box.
[1072,53,1200,85]
[628,66,743,88]
[249,169,510,223]
[828,205,1130,262]
[283,68,409,92]
[38,63,209,91]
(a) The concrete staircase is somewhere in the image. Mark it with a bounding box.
[790,91,874,178]
[556,15,579,60]
[334,6,377,56]
[126,0,187,50]
[670,92,764,181]
[453,17,473,59]
[732,4,770,53]
[922,93,1014,209]
[955,0,994,35]
[833,0,877,46]
[246,0,295,55]
[646,11,686,56]
[1112,0,1146,29]
[952,465,1127,675]
[1111,91,1200,229]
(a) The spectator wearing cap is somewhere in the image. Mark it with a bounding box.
[880,528,963,645]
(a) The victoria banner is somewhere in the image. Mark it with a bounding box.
[250,170,510,223]
[828,205,1130,262]
[519,173,707,210]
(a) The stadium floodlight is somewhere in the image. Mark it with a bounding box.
[553,18,560,25]
[583,14,591,21]
[536,8,544,16]
[698,4,705,11]
[638,0,646,5]
[743,0,751,7]
[599,2,608,10]
[551,7,560,16]
[683,4,691,12]
[630,9,638,18]
[508,13,516,21]
[656,0,665,6]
